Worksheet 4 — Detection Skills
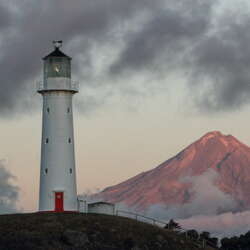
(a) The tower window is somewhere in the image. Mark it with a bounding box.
[47,108,50,113]
[70,168,72,174]
[68,138,71,143]
[45,168,48,174]
[45,138,49,144]
[67,107,70,113]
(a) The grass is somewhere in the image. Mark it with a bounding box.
[0,212,216,250]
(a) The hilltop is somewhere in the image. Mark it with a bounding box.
[0,212,215,250]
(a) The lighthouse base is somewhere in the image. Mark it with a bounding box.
[39,190,78,213]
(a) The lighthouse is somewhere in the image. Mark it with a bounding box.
[37,41,78,212]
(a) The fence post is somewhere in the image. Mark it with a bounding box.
[203,239,206,249]
[77,199,80,212]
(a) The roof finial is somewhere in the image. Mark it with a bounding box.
[53,40,63,49]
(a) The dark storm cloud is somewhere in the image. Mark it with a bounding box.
[109,0,250,112]
[0,0,157,115]
[189,15,250,111]
[1,0,250,114]
[0,3,10,30]
[110,1,214,74]
[0,161,19,213]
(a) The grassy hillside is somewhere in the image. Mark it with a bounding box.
[0,213,215,250]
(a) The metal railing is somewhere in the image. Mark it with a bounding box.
[116,209,167,227]
[177,229,218,249]
[116,209,218,249]
[36,80,79,92]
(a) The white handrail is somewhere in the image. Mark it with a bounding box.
[116,209,167,227]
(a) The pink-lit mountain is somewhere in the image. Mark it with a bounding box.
[98,131,250,210]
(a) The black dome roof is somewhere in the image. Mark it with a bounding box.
[43,47,71,60]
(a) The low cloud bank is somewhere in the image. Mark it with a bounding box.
[143,169,248,238]
[0,160,19,214]
[146,169,238,220]
[179,211,250,239]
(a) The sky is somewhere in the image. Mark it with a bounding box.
[1,0,250,215]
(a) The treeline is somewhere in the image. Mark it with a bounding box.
[165,219,250,250]
[165,220,218,248]
[220,231,250,250]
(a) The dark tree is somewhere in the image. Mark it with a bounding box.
[165,219,181,231]
[187,230,199,240]
[200,231,210,240]
[207,237,218,248]
[220,236,240,250]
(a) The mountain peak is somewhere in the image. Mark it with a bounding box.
[203,131,223,137]
[198,131,240,148]
[197,131,222,147]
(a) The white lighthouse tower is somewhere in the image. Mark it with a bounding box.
[38,41,78,212]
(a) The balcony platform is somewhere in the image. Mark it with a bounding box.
[37,78,79,94]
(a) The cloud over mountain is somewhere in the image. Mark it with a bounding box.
[146,169,238,221]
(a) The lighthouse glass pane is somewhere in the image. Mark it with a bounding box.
[44,58,71,78]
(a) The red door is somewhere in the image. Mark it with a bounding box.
[55,192,64,212]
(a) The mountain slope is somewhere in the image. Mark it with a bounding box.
[99,131,250,210]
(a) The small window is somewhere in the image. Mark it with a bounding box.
[68,138,71,143]
[45,138,49,144]
[70,168,72,174]
[45,168,48,174]
[67,107,70,113]
[47,108,50,113]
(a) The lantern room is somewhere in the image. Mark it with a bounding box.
[38,41,78,93]
[43,46,71,79]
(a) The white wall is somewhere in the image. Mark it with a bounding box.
[88,203,115,215]
[39,78,78,211]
